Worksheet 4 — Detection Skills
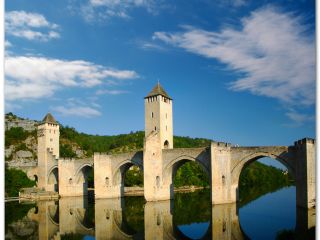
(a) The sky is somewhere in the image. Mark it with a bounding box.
[4,0,315,149]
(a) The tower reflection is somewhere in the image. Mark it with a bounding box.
[22,195,314,240]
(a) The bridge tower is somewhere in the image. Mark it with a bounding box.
[37,113,59,191]
[145,82,173,149]
[144,83,173,201]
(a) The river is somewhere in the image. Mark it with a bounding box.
[5,186,315,239]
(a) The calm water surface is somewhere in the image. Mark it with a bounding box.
[5,186,315,239]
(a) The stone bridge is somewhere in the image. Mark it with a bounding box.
[33,84,315,211]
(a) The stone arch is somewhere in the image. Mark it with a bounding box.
[163,155,211,185]
[112,160,143,186]
[74,208,95,232]
[74,164,94,196]
[231,151,295,186]
[47,204,59,226]
[113,211,135,238]
[75,164,94,184]
[47,166,59,192]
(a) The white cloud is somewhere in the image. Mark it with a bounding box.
[5,11,60,41]
[5,55,139,101]
[285,110,314,125]
[139,42,166,51]
[52,97,102,118]
[53,106,102,118]
[153,6,315,107]
[75,0,161,22]
[96,89,129,95]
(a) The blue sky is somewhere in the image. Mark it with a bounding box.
[4,0,315,147]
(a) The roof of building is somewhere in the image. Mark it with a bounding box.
[145,82,172,99]
[41,113,58,124]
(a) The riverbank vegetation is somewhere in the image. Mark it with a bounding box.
[5,167,36,197]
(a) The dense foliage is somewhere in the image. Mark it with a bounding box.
[5,202,35,228]
[5,168,36,197]
[60,144,77,158]
[5,127,34,147]
[174,162,209,187]
[124,166,144,187]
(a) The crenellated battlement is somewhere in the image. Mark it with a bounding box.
[211,141,231,148]
[294,137,316,147]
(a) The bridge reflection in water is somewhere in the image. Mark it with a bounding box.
[24,193,315,240]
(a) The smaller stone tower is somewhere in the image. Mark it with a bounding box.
[144,82,173,149]
[37,113,60,190]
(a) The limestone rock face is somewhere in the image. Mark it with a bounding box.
[16,150,33,159]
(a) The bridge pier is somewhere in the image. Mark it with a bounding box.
[58,159,93,197]
[295,138,316,209]
[144,132,172,201]
[94,153,123,199]
[211,142,236,205]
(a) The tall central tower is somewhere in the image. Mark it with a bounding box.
[144,82,173,149]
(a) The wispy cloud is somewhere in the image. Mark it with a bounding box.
[5,55,139,101]
[285,110,314,126]
[53,106,102,118]
[96,89,129,95]
[139,41,166,51]
[153,6,315,108]
[70,0,164,22]
[5,11,60,41]
[52,98,102,118]
[218,0,248,7]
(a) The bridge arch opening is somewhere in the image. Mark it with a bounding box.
[76,165,94,197]
[48,167,59,192]
[164,156,210,200]
[113,162,144,195]
[235,156,295,239]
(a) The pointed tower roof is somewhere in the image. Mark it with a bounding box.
[145,82,172,100]
[41,113,58,124]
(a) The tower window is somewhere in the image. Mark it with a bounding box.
[151,112,154,118]
[50,138,53,142]
[154,126,157,131]
[156,176,160,188]
[164,140,169,149]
